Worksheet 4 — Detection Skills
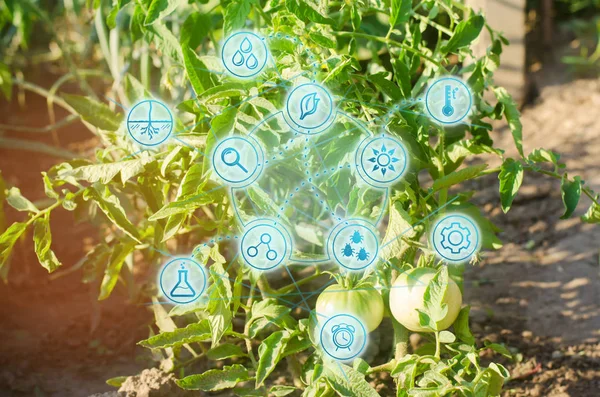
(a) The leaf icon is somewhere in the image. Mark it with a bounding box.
[299,92,320,120]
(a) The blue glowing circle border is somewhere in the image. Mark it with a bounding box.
[212,136,264,187]
[425,77,472,125]
[284,83,335,134]
[126,99,173,147]
[328,219,380,271]
[159,257,207,304]
[356,135,408,187]
[240,221,291,271]
[431,214,480,263]
[221,32,268,78]
[319,313,367,361]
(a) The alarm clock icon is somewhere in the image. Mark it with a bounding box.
[331,323,356,350]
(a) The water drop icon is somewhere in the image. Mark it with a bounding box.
[246,54,258,70]
[232,50,244,66]
[240,37,252,53]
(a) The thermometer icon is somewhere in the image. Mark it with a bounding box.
[441,85,459,117]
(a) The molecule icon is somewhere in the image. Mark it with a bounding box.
[246,233,278,261]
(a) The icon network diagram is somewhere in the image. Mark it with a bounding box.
[147,33,482,369]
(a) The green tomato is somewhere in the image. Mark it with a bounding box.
[315,284,384,332]
[389,267,462,333]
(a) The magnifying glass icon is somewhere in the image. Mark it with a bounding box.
[221,147,248,173]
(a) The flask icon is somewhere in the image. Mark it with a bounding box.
[169,263,196,298]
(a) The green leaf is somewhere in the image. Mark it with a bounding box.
[223,0,252,35]
[581,201,600,224]
[560,175,582,219]
[84,186,142,243]
[442,15,485,53]
[390,0,411,27]
[146,22,183,63]
[209,300,232,347]
[183,46,214,96]
[310,32,336,48]
[528,148,560,166]
[256,331,291,387]
[65,157,152,185]
[33,213,62,273]
[0,62,12,100]
[370,73,402,101]
[106,376,128,387]
[417,267,449,331]
[493,87,523,157]
[285,0,334,25]
[438,330,456,344]
[323,363,380,397]
[498,158,524,213]
[42,173,59,200]
[381,201,415,260]
[181,12,211,49]
[269,385,296,396]
[177,364,250,391]
[453,306,475,344]
[0,222,28,276]
[98,241,135,300]
[6,187,39,213]
[206,343,246,361]
[483,341,512,359]
[144,0,182,25]
[432,164,488,192]
[62,94,123,131]
[138,320,212,349]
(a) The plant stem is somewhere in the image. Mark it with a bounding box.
[392,318,410,360]
[367,361,396,374]
[434,331,441,359]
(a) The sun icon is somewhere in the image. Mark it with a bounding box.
[367,144,401,176]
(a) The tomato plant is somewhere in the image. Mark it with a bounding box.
[1,0,600,396]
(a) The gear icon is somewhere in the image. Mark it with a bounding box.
[440,222,472,254]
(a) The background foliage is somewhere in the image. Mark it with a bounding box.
[1,0,599,396]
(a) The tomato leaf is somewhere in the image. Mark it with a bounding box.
[442,15,485,53]
[581,201,600,224]
[432,164,488,192]
[323,362,380,397]
[33,213,62,273]
[390,0,411,28]
[223,0,252,35]
[498,158,524,213]
[560,174,582,219]
[0,222,28,278]
[285,0,334,25]
[138,320,212,349]
[493,87,523,157]
[6,187,39,213]
[256,330,292,387]
[417,267,449,331]
[62,94,123,131]
[453,306,475,344]
[98,240,135,300]
[144,0,182,25]
[177,364,250,391]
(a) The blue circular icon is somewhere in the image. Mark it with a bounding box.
[222,32,268,78]
[284,83,334,134]
[328,221,379,271]
[319,314,367,362]
[431,214,480,263]
[356,136,408,188]
[159,258,207,304]
[241,222,290,271]
[425,77,472,125]
[212,136,264,187]
[127,100,173,146]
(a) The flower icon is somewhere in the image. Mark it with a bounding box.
[367,144,401,176]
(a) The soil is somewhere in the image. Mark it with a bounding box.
[0,45,599,397]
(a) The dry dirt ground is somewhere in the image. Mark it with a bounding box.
[0,72,599,396]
